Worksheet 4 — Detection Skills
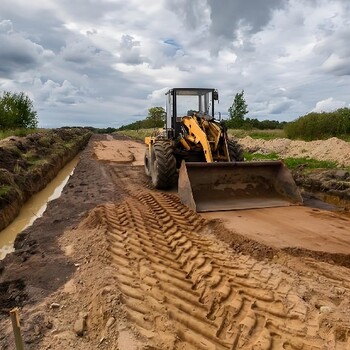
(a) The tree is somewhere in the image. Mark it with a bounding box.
[0,91,38,130]
[228,90,248,128]
[146,106,166,128]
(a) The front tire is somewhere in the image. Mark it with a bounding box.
[150,141,177,189]
[228,139,244,161]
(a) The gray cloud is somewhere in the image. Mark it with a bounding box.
[0,20,53,78]
[118,34,148,65]
[0,0,350,127]
[207,0,285,39]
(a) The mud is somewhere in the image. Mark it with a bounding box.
[0,135,350,349]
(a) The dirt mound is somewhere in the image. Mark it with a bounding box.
[0,128,92,231]
[240,136,350,166]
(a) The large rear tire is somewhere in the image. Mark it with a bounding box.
[144,148,151,177]
[228,139,244,161]
[150,141,177,189]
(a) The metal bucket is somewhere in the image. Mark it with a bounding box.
[178,161,303,212]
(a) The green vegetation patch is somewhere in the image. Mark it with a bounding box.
[284,108,350,141]
[245,152,338,170]
[283,157,338,170]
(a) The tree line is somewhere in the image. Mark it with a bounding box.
[2,89,348,141]
[284,108,350,140]
[118,91,286,131]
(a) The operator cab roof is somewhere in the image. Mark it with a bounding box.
[166,88,216,96]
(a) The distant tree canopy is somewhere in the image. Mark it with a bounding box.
[147,107,165,128]
[118,106,165,130]
[0,91,38,130]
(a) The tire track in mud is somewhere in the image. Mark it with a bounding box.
[100,165,350,349]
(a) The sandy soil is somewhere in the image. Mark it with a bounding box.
[239,136,350,167]
[203,206,350,254]
[1,135,350,349]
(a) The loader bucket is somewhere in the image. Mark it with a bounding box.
[178,161,303,212]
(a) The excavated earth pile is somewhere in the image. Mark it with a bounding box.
[0,135,350,349]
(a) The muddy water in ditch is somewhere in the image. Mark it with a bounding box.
[0,156,80,259]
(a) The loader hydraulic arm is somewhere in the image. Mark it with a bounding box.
[181,116,214,162]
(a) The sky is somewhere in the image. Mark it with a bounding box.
[0,0,349,128]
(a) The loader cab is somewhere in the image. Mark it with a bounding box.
[165,88,218,138]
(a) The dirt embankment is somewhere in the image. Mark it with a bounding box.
[0,128,92,231]
[239,136,350,167]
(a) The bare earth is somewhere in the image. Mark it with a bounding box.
[1,135,350,349]
[239,136,350,166]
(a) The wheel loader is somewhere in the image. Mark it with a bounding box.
[144,88,302,212]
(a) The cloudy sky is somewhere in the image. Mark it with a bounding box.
[0,0,349,128]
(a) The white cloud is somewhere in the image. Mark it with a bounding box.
[311,97,347,112]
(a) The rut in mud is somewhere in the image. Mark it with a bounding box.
[90,155,350,349]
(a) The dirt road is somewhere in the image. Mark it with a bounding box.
[1,135,350,349]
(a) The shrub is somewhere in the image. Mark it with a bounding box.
[284,108,350,140]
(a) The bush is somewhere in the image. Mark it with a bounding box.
[0,91,38,130]
[284,108,350,140]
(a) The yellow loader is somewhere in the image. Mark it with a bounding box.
[144,88,302,212]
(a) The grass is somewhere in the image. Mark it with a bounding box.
[283,157,338,169]
[244,152,338,169]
